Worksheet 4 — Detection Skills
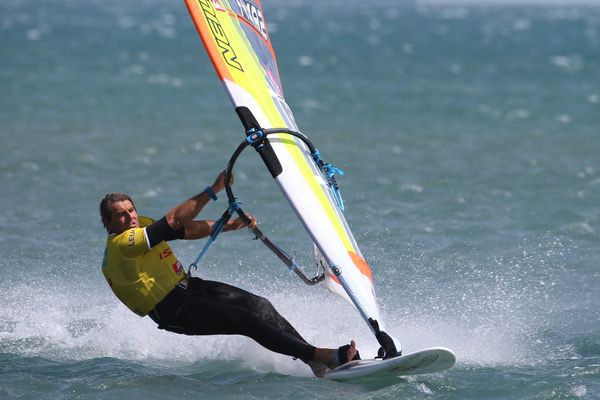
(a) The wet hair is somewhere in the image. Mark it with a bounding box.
[100,193,135,233]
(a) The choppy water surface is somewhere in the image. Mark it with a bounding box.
[1,0,599,398]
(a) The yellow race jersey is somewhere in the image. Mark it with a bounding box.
[101,216,185,316]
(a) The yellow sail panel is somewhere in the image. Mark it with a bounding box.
[286,140,357,251]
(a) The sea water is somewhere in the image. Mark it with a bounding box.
[1,0,599,398]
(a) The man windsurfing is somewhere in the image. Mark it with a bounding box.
[99,170,359,377]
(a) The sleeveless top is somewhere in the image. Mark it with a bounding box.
[102,216,185,316]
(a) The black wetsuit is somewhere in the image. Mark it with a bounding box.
[145,217,316,362]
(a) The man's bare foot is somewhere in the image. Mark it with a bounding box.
[310,340,360,376]
[345,340,358,362]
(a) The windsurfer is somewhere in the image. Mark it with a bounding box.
[99,170,359,376]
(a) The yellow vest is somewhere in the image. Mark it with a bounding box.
[101,216,185,316]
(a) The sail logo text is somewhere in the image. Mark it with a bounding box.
[199,0,243,72]
[235,0,268,41]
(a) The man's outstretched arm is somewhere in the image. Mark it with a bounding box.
[182,216,256,240]
[165,171,228,231]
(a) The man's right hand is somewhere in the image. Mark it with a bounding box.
[226,214,257,232]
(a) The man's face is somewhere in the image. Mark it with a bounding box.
[106,200,139,234]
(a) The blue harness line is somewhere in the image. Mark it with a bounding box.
[188,199,240,275]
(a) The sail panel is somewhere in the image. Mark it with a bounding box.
[185,0,397,349]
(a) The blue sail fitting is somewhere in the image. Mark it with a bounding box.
[246,128,266,149]
[324,163,344,179]
[310,150,345,210]
[311,149,321,163]
[325,164,345,211]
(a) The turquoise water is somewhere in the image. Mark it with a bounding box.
[2,0,600,398]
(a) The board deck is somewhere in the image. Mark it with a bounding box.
[326,347,456,381]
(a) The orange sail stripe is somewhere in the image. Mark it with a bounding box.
[349,252,373,282]
[327,252,373,285]
[185,0,234,82]
[328,272,341,285]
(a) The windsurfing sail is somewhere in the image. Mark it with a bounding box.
[185,0,401,357]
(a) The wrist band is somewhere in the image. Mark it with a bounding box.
[204,186,218,201]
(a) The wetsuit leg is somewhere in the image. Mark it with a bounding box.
[152,278,316,361]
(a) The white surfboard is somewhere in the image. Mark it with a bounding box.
[326,347,456,381]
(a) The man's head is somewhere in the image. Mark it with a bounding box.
[100,193,139,234]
